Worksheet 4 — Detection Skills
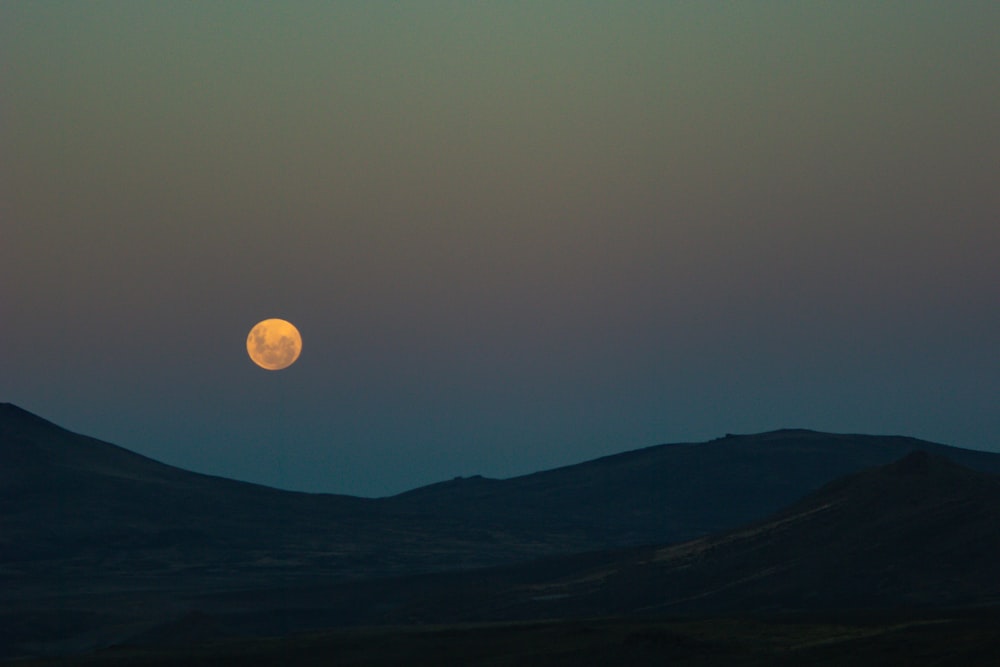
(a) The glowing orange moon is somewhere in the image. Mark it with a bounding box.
[246,318,302,371]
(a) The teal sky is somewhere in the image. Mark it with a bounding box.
[2,2,998,496]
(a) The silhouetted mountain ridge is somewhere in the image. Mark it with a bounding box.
[91,448,1000,654]
[227,450,1000,629]
[4,402,1000,590]
[4,404,1000,658]
[0,403,182,480]
[597,448,1000,613]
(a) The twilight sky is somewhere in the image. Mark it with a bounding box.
[2,2,997,497]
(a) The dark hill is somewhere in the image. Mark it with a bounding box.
[386,427,1000,546]
[109,450,1000,648]
[0,403,371,590]
[4,403,1000,657]
[485,449,1000,617]
[4,403,1000,596]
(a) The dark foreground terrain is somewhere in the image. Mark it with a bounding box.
[10,609,1000,667]
[4,404,1000,663]
[7,401,1000,600]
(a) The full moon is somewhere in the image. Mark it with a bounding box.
[246,318,302,371]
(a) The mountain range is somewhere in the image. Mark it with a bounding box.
[2,402,999,659]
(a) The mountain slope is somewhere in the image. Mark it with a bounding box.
[385,427,1000,547]
[494,450,1000,617]
[4,403,1000,657]
[0,403,371,585]
[105,450,1000,650]
[4,403,1000,596]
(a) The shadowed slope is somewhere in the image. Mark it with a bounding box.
[110,451,1000,648]
[0,403,375,595]
[0,404,1000,588]
[4,404,1000,658]
[497,450,1000,617]
[4,403,1000,596]
[386,428,1000,547]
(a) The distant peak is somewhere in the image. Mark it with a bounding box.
[0,403,40,419]
[714,428,822,441]
[769,428,821,435]
[0,403,63,432]
[721,429,826,441]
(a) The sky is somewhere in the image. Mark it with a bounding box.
[2,2,997,497]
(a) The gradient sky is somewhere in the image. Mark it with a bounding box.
[2,2,997,497]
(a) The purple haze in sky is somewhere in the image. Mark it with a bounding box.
[1,3,997,496]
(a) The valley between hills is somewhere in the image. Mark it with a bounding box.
[3,403,999,664]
